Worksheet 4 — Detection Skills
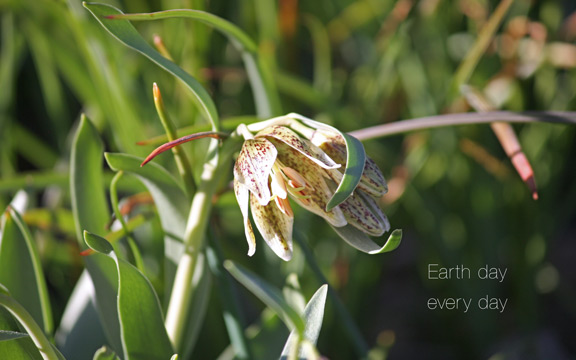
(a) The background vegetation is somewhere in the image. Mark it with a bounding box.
[0,0,575,359]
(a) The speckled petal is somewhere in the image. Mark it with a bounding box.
[275,142,347,227]
[314,131,388,197]
[338,190,389,236]
[358,190,390,233]
[233,138,277,205]
[255,125,340,169]
[250,195,293,261]
[234,179,256,256]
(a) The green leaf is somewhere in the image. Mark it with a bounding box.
[83,2,220,131]
[224,261,305,335]
[84,232,174,360]
[280,285,328,359]
[70,115,122,353]
[0,330,29,342]
[85,7,280,118]
[93,346,121,360]
[331,227,403,254]
[288,113,367,211]
[0,308,42,360]
[70,114,110,245]
[105,152,189,300]
[0,208,53,335]
[84,231,114,255]
[104,153,188,239]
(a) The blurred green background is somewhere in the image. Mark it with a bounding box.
[1,0,575,359]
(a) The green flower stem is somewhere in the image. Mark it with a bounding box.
[165,136,243,351]
[0,294,59,360]
[153,83,197,197]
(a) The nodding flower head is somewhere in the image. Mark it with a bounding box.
[233,115,389,261]
[140,113,391,261]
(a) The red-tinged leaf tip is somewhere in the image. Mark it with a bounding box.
[140,131,229,166]
[80,249,94,256]
[511,152,538,200]
[103,15,116,20]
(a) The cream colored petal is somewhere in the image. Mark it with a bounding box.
[233,138,277,205]
[317,134,388,197]
[255,125,340,169]
[337,190,389,236]
[358,190,390,233]
[276,143,347,227]
[250,194,293,261]
[234,179,256,256]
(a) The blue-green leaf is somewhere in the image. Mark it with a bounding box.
[280,285,328,359]
[224,261,305,335]
[83,2,220,131]
[331,227,403,254]
[0,208,53,335]
[84,232,174,359]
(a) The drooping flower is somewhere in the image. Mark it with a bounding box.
[234,116,390,261]
[140,113,392,261]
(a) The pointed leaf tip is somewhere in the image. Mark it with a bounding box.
[83,231,114,255]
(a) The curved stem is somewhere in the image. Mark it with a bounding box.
[348,111,576,141]
[0,294,59,360]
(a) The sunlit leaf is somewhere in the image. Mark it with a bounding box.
[83,2,220,130]
[281,284,328,359]
[0,208,52,335]
[85,232,174,359]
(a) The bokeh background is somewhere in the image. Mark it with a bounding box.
[1,0,575,359]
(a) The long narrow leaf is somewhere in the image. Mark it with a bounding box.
[83,3,220,130]
[97,8,280,117]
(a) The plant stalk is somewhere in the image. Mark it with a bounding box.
[164,136,242,351]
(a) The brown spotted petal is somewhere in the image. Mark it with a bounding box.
[255,125,340,169]
[314,130,388,197]
[250,193,293,261]
[338,191,389,236]
[275,142,347,227]
[233,138,277,206]
[234,179,257,256]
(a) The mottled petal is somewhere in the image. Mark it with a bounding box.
[276,143,347,227]
[315,132,388,197]
[234,179,256,256]
[250,195,293,261]
[255,125,340,169]
[337,190,389,236]
[233,138,277,205]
